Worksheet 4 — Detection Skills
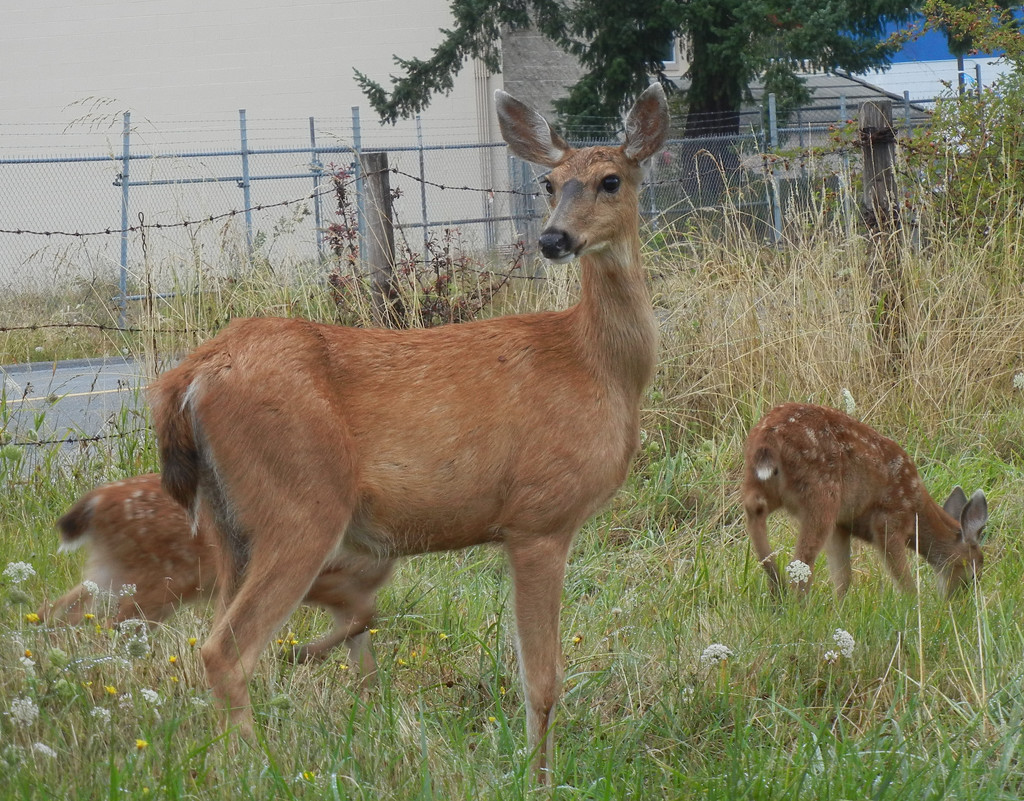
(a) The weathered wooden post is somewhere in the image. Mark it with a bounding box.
[362,150,404,327]
[859,99,904,364]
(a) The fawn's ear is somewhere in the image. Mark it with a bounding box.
[622,82,670,164]
[495,91,571,168]
[959,489,989,544]
[942,485,969,519]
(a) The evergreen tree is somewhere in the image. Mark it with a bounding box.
[355,0,917,137]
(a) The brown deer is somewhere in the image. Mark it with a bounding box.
[38,473,393,673]
[147,84,669,781]
[742,403,988,598]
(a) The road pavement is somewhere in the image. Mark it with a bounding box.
[1,356,147,446]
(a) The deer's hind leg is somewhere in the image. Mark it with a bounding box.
[194,404,359,740]
[744,490,783,596]
[38,584,92,624]
[199,499,355,739]
[824,526,854,596]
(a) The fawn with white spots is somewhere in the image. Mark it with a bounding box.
[39,473,392,673]
[148,84,670,782]
[743,403,988,597]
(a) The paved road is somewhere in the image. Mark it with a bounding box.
[1,356,147,445]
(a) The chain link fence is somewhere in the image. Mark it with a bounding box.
[0,94,936,316]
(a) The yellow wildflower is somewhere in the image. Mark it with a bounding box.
[187,637,197,647]
[135,739,148,750]
[105,685,117,696]
[24,612,40,624]
[168,655,177,664]
[84,613,95,621]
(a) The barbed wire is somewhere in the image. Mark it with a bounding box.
[0,133,929,241]
[0,322,191,335]
[2,427,150,449]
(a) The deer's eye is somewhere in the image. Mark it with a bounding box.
[542,179,554,195]
[601,175,621,193]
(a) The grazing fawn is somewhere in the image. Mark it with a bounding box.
[148,84,669,781]
[39,473,393,672]
[743,403,988,598]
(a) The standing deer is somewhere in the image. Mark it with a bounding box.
[147,84,669,781]
[743,403,988,598]
[39,473,393,673]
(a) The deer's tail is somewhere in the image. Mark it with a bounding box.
[149,363,202,520]
[55,496,95,553]
[750,446,779,482]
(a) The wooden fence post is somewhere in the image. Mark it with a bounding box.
[362,151,403,327]
[859,99,904,364]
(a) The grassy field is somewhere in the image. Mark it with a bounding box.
[2,206,1024,799]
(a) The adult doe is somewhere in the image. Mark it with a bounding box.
[39,473,393,672]
[742,403,987,598]
[148,84,670,781]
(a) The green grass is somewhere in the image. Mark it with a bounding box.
[3,209,1024,798]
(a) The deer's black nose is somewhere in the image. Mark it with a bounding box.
[539,229,573,260]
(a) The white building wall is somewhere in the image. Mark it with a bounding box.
[0,1,517,294]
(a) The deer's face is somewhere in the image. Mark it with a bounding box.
[938,542,984,597]
[538,148,642,263]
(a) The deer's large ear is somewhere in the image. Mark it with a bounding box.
[959,489,989,544]
[623,83,670,164]
[943,485,969,519]
[495,91,571,168]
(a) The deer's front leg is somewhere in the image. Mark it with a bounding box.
[505,533,574,785]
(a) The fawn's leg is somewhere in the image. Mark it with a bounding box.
[744,494,782,596]
[824,527,854,596]
[791,499,840,594]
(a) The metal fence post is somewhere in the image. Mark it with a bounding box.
[118,112,131,328]
[839,94,854,240]
[767,93,783,245]
[352,106,366,262]
[238,109,254,260]
[416,115,430,263]
[309,116,324,259]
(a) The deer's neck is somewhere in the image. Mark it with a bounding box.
[572,233,657,396]
[912,497,962,566]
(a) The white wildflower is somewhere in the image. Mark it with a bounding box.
[700,643,733,666]
[190,696,210,708]
[2,561,36,584]
[840,388,856,415]
[119,584,137,598]
[119,693,134,711]
[32,743,56,758]
[680,686,695,702]
[9,696,39,727]
[833,629,855,658]
[1014,373,1024,391]
[82,580,102,597]
[90,707,112,724]
[823,650,840,665]
[139,688,160,706]
[20,656,35,669]
[785,559,812,584]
